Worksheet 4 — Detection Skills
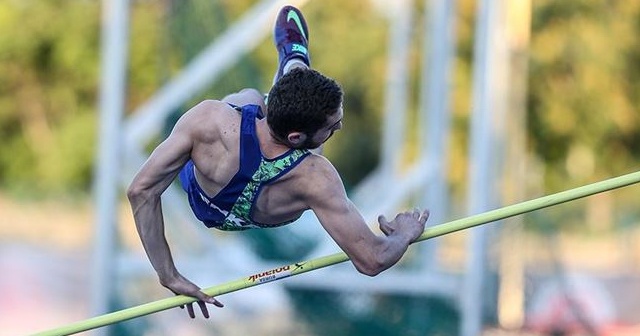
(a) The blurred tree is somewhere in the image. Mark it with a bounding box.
[302,0,387,189]
[1,0,640,204]
[155,0,263,137]
[528,0,640,190]
[0,1,100,196]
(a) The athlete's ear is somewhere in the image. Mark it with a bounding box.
[287,132,307,146]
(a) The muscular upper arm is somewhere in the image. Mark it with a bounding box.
[302,157,382,266]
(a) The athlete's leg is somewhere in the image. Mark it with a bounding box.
[221,88,266,112]
[271,6,323,154]
[272,5,311,85]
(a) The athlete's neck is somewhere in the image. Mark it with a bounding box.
[256,119,291,158]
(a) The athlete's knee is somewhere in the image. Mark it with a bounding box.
[222,88,265,107]
[238,88,262,99]
[239,88,258,93]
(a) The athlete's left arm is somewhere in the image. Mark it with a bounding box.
[300,156,428,276]
[127,100,223,317]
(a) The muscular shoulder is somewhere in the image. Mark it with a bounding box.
[174,100,239,142]
[293,154,348,204]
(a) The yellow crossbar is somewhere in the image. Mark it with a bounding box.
[31,170,640,336]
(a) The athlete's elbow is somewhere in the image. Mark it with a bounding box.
[127,181,152,204]
[353,259,386,277]
[357,267,383,277]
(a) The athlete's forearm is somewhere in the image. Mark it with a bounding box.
[378,232,411,272]
[128,191,180,283]
[356,210,427,276]
[357,232,413,276]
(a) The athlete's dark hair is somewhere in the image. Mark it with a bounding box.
[267,68,343,140]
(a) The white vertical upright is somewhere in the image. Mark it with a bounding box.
[92,0,129,333]
[462,0,508,334]
[380,0,413,182]
[498,0,531,329]
[419,0,457,270]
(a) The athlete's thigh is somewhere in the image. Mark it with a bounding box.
[221,88,266,111]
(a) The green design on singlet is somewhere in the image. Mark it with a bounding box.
[219,149,309,231]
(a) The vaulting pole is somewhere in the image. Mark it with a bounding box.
[32,170,640,336]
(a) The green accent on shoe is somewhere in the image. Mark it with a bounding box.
[291,44,307,54]
[287,10,307,40]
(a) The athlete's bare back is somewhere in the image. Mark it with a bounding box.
[176,89,341,225]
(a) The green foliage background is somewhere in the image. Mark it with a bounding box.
[1,0,640,204]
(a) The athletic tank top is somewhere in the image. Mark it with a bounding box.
[179,104,310,231]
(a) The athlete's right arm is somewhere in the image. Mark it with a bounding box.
[127,100,223,317]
